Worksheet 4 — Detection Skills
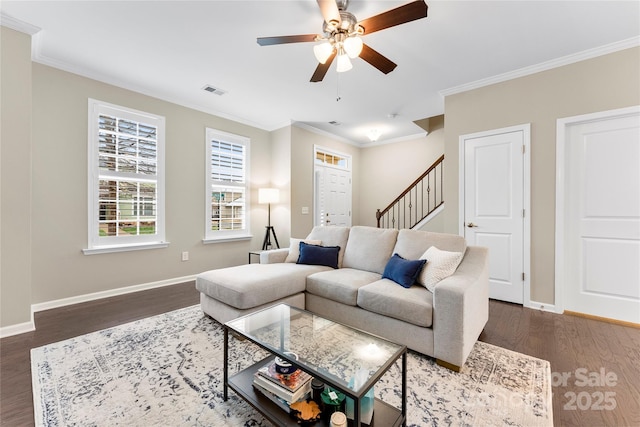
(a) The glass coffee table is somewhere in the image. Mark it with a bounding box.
[224,303,407,427]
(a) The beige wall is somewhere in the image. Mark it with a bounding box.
[1,27,33,328]
[359,116,445,228]
[444,47,640,304]
[26,63,272,306]
[269,126,292,246]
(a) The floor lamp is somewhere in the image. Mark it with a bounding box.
[259,188,280,250]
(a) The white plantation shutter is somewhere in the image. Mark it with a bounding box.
[86,99,166,252]
[205,128,251,241]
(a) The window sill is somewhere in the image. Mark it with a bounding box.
[83,241,170,255]
[202,234,253,244]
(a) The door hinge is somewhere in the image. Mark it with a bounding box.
[522,145,526,154]
[522,209,525,218]
[522,272,525,281]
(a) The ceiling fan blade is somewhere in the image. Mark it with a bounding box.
[360,44,397,74]
[317,0,341,26]
[310,51,337,82]
[358,0,428,35]
[257,34,318,46]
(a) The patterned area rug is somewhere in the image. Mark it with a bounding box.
[31,305,552,426]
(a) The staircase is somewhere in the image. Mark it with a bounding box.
[376,155,444,230]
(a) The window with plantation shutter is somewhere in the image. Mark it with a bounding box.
[84,99,166,254]
[204,128,251,242]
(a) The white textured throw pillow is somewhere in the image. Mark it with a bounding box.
[418,246,464,292]
[284,238,322,263]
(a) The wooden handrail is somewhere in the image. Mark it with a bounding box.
[376,154,444,229]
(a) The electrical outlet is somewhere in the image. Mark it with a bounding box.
[181,251,189,261]
[301,206,309,215]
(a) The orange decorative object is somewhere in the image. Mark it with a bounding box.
[290,400,322,422]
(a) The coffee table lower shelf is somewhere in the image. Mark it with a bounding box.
[228,358,404,427]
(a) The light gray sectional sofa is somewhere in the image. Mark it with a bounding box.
[196,225,489,370]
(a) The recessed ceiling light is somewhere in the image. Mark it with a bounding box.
[367,129,381,142]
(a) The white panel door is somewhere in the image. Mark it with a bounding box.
[462,127,526,304]
[314,166,351,227]
[563,112,640,323]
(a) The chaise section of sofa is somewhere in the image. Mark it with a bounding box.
[195,225,489,370]
[196,263,330,324]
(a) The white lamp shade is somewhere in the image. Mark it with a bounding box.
[336,53,353,72]
[343,36,363,58]
[313,42,333,64]
[258,188,280,204]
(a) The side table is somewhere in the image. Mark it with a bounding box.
[248,250,261,264]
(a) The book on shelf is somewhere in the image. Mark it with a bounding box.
[253,371,312,403]
[252,360,313,403]
[253,382,306,414]
[255,358,313,393]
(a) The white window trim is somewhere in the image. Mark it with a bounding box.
[203,128,252,243]
[84,99,167,254]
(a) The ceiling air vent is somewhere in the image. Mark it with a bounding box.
[202,85,226,96]
[329,121,341,126]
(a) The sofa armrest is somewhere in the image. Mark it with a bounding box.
[432,246,489,368]
[260,248,289,264]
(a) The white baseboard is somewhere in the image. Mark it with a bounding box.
[31,275,198,313]
[0,319,36,338]
[2,275,197,338]
[526,300,560,314]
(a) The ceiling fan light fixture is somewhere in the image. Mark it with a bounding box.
[336,51,352,72]
[313,42,334,64]
[343,35,363,58]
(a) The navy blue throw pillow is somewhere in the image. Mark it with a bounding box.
[382,253,427,288]
[297,242,340,269]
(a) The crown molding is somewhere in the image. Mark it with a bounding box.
[30,46,272,133]
[364,131,428,148]
[440,36,640,97]
[292,121,360,146]
[0,12,41,35]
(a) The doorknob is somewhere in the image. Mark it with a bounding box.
[467,222,478,228]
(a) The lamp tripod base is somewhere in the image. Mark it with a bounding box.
[261,226,280,250]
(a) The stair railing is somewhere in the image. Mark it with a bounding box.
[376,154,444,229]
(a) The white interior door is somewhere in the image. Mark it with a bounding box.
[558,108,640,323]
[461,125,529,304]
[314,166,352,227]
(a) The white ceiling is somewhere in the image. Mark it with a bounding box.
[2,1,639,145]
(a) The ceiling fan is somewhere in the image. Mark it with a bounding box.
[257,0,428,82]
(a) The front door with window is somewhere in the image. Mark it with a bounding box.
[314,147,352,227]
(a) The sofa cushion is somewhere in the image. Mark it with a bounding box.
[382,254,426,288]
[342,226,399,274]
[357,279,434,328]
[305,226,351,268]
[418,246,465,292]
[196,263,330,309]
[392,229,467,260]
[285,238,322,263]
[306,268,381,306]
[297,242,340,269]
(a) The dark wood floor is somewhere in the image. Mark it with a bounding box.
[1,282,638,426]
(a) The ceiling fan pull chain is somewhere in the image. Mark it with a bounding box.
[336,72,341,102]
